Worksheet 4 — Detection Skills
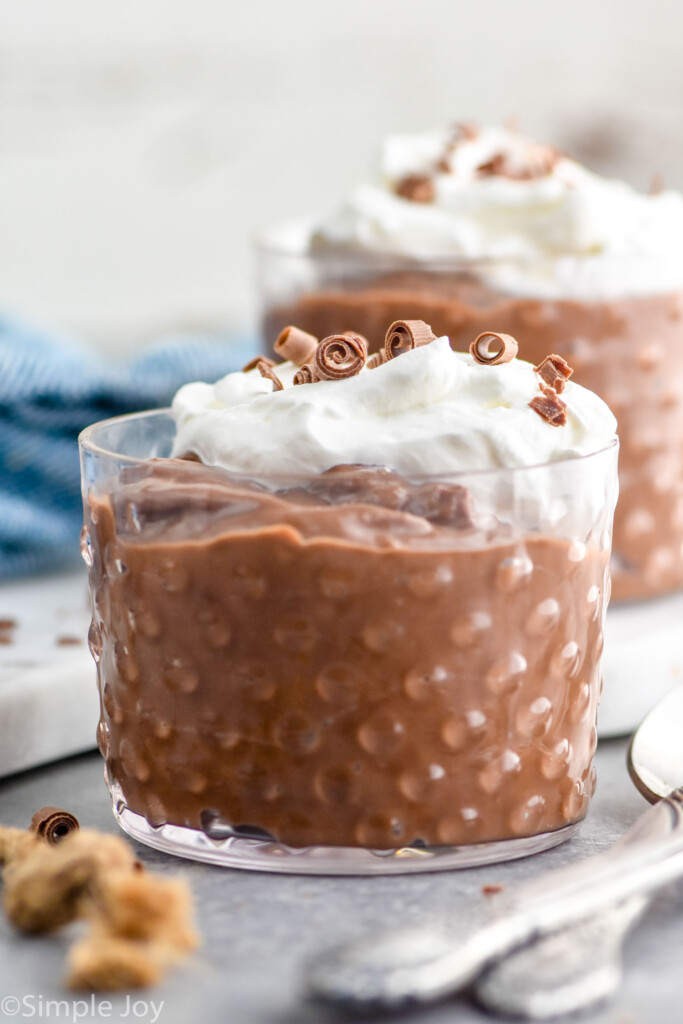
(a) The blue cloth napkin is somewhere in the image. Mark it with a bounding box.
[0,317,258,579]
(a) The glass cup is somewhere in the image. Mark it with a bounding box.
[257,224,682,603]
[79,410,618,874]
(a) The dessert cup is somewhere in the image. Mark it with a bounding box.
[80,410,618,874]
[258,232,683,605]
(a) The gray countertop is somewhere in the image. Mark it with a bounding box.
[0,740,678,1024]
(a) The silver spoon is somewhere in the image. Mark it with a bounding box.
[306,686,683,1016]
[473,684,683,1019]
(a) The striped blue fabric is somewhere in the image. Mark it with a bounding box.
[0,317,258,579]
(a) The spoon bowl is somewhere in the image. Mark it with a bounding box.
[628,684,683,803]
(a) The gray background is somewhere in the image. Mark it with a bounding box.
[0,0,682,353]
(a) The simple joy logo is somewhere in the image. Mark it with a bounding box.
[0,995,164,1022]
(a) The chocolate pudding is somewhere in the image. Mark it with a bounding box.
[81,328,618,865]
[86,462,608,850]
[259,123,683,601]
[265,276,681,602]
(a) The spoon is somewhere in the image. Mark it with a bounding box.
[473,684,683,1019]
[306,686,683,1017]
[628,683,683,803]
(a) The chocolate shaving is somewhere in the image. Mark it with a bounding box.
[449,121,478,143]
[482,884,504,896]
[293,363,319,385]
[649,173,665,196]
[534,354,573,393]
[242,355,275,373]
[314,333,367,380]
[274,325,319,367]
[29,807,80,846]
[394,174,435,203]
[256,359,284,392]
[0,618,16,630]
[384,320,437,360]
[477,143,559,181]
[367,349,389,369]
[437,122,479,172]
[529,386,568,427]
[470,332,518,365]
[343,330,370,349]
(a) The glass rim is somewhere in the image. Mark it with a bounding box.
[79,408,619,482]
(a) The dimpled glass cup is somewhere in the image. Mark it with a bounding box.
[80,410,618,874]
[258,226,683,603]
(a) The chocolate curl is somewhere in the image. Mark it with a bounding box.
[293,363,319,385]
[29,807,80,847]
[477,144,559,180]
[384,320,437,360]
[529,386,568,427]
[437,122,479,171]
[367,350,389,369]
[450,120,478,143]
[470,332,519,365]
[242,355,275,373]
[534,354,573,393]
[394,174,435,203]
[256,359,284,392]
[314,334,368,381]
[274,325,319,366]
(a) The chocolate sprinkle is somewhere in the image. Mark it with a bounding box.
[29,807,80,846]
[315,334,368,380]
[394,174,435,203]
[256,359,284,392]
[274,326,319,367]
[470,332,519,365]
[534,354,573,393]
[384,320,437,360]
[529,386,568,427]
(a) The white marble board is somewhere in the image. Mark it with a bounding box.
[0,569,98,779]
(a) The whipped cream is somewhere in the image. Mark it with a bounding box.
[306,125,683,299]
[172,339,617,533]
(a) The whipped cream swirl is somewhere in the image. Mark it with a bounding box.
[172,338,617,491]
[304,124,683,299]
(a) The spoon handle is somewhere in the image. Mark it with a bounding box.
[307,789,683,1011]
